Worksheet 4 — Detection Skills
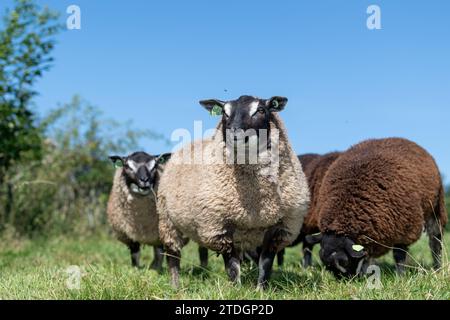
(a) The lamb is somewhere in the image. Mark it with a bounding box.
[107,151,208,269]
[276,152,341,268]
[157,95,310,288]
[306,138,447,278]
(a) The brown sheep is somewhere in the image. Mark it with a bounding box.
[276,152,341,268]
[298,153,321,171]
[307,138,447,278]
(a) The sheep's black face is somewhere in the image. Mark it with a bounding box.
[319,234,367,278]
[307,233,367,278]
[109,152,171,196]
[199,95,287,152]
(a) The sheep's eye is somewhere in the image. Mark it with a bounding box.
[257,107,265,114]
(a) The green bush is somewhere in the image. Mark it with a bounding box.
[0,96,168,238]
[0,0,61,178]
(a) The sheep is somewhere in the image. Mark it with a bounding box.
[276,152,341,268]
[107,151,208,270]
[306,138,447,278]
[157,95,310,288]
[298,153,321,171]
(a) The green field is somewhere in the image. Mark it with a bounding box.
[0,232,449,300]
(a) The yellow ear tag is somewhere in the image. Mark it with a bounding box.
[352,244,364,252]
[210,105,222,116]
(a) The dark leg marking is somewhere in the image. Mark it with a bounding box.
[198,246,209,268]
[257,249,276,290]
[426,217,443,270]
[302,242,313,268]
[150,245,164,271]
[243,249,260,265]
[128,241,141,268]
[276,249,285,268]
[393,245,408,275]
[257,229,284,289]
[222,247,241,284]
[166,249,181,288]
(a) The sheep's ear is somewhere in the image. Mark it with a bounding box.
[156,153,172,165]
[305,232,323,245]
[109,156,124,168]
[267,96,288,112]
[199,99,225,115]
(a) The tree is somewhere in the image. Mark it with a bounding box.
[0,0,61,182]
[3,96,169,236]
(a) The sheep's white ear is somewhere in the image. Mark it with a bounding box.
[199,99,225,115]
[267,96,288,112]
[109,156,124,168]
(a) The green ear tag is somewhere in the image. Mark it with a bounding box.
[210,105,222,116]
[352,244,364,252]
[114,161,123,168]
[272,100,279,109]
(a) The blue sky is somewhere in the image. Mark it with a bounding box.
[2,0,450,183]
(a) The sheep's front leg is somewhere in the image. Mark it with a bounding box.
[198,246,209,268]
[302,242,313,268]
[166,248,181,288]
[244,249,260,265]
[222,247,241,284]
[128,241,141,268]
[158,202,187,288]
[393,245,408,275]
[257,248,276,290]
[276,249,285,268]
[257,228,290,289]
[150,245,164,271]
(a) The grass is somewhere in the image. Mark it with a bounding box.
[446,195,450,231]
[0,231,449,300]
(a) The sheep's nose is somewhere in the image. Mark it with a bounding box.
[139,177,149,183]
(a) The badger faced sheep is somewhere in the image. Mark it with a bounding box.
[107,151,208,270]
[157,95,310,288]
[307,138,447,278]
[277,152,341,268]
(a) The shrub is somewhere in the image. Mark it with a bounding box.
[0,96,168,238]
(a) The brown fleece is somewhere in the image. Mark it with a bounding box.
[318,138,447,258]
[297,154,321,172]
[301,152,342,235]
